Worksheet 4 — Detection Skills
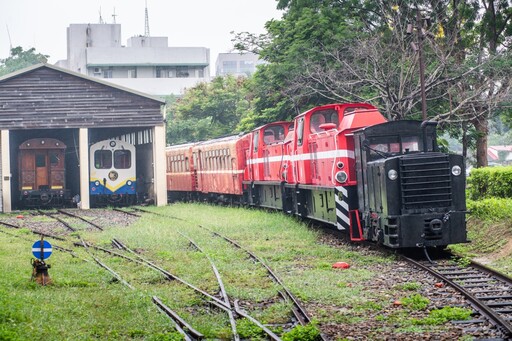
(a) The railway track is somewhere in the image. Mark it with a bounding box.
[132,207,325,339]
[402,254,512,339]
[34,209,288,340]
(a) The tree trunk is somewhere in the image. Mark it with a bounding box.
[473,117,488,168]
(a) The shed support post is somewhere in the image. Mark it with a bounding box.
[153,125,167,206]
[1,130,11,213]
[79,128,90,209]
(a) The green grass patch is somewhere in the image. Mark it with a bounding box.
[412,306,472,325]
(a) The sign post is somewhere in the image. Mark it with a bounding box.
[31,237,52,285]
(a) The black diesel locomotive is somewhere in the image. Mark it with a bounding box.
[354,120,467,248]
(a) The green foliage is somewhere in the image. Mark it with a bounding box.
[166,75,253,144]
[282,322,322,341]
[395,282,421,291]
[401,294,430,311]
[412,306,472,325]
[236,318,267,339]
[467,198,512,221]
[0,46,48,76]
[467,166,512,200]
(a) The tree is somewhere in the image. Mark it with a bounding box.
[166,75,254,145]
[0,46,49,76]
[234,0,512,167]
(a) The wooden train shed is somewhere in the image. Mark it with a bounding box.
[0,63,167,212]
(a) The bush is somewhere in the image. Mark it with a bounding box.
[467,198,512,221]
[467,166,512,200]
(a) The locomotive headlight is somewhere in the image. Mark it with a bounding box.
[452,165,462,176]
[127,180,132,186]
[388,169,398,181]
[335,171,348,183]
[95,180,100,186]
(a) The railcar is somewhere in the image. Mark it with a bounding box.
[89,139,136,206]
[244,121,294,209]
[165,143,196,201]
[18,138,71,207]
[192,134,251,203]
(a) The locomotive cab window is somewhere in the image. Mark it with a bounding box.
[297,118,305,146]
[367,135,422,160]
[114,150,131,169]
[95,150,112,169]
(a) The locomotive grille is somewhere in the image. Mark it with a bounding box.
[399,155,452,211]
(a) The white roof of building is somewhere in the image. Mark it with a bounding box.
[86,47,210,66]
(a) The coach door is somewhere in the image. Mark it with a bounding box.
[35,152,49,190]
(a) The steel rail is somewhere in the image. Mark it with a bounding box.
[111,238,231,311]
[37,209,76,232]
[402,255,512,338]
[78,237,135,290]
[73,236,203,339]
[112,208,141,217]
[130,206,184,221]
[0,220,22,229]
[152,296,204,341]
[198,225,312,326]
[57,209,104,230]
[179,232,240,341]
[233,300,282,341]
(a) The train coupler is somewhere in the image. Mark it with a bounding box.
[31,258,52,285]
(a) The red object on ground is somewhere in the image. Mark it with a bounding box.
[434,282,444,288]
[332,262,350,269]
[16,215,24,219]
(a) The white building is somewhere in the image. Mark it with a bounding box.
[215,52,263,77]
[56,23,210,96]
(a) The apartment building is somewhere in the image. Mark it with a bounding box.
[56,23,210,96]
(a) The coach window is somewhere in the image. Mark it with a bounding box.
[114,150,131,169]
[36,154,46,167]
[95,150,112,169]
[297,118,304,146]
[50,152,59,167]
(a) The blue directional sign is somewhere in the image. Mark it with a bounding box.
[32,240,53,260]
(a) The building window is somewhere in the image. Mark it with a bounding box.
[128,68,137,78]
[198,67,204,78]
[240,60,254,74]
[176,66,189,78]
[156,67,167,78]
[103,67,113,78]
[222,61,237,74]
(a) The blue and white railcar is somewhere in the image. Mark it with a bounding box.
[89,139,136,206]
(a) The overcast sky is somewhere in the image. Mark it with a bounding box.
[0,0,282,64]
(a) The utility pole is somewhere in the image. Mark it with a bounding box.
[408,8,428,121]
[6,25,12,53]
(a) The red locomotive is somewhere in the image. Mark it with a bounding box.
[19,138,71,207]
[166,103,467,249]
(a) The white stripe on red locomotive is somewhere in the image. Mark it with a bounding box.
[247,149,354,165]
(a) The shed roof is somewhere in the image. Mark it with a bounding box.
[0,63,165,130]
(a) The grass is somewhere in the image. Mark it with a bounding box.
[450,198,512,276]
[0,203,461,339]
